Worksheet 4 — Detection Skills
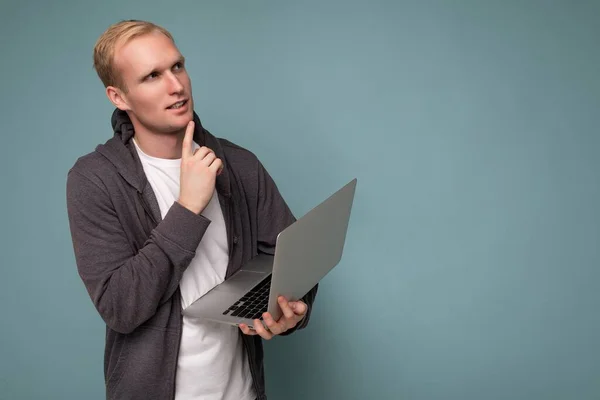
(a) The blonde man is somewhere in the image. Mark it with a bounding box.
[67,20,317,400]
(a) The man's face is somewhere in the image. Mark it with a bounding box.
[111,31,194,134]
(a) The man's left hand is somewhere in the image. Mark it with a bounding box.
[239,296,307,340]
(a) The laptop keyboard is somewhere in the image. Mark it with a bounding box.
[222,275,271,320]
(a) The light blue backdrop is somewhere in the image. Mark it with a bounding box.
[1,1,599,399]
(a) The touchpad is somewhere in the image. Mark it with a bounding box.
[216,271,266,294]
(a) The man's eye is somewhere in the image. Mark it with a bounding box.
[146,72,159,80]
[173,62,184,71]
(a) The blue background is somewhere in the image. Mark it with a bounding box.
[1,1,599,399]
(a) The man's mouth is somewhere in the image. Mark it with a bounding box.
[167,100,188,109]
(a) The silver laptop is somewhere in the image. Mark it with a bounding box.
[182,178,357,330]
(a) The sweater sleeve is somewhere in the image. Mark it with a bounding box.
[255,160,318,334]
[66,169,210,334]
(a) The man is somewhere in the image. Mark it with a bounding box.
[66,20,318,400]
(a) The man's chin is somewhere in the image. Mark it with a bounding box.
[165,113,193,132]
[169,109,193,122]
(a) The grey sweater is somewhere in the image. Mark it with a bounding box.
[66,109,317,400]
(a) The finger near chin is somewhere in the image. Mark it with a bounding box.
[184,120,194,137]
[212,158,223,169]
[182,121,195,156]
[210,159,223,175]
[193,146,211,159]
[202,152,216,166]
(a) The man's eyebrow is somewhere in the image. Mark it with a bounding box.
[139,56,186,82]
[139,67,158,82]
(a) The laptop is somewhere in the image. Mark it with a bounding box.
[182,178,357,330]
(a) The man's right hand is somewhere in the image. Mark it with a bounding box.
[178,121,223,214]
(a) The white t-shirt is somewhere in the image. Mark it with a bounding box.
[133,139,256,400]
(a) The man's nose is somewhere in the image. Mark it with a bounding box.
[166,72,184,94]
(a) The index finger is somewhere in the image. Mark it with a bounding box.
[182,121,195,159]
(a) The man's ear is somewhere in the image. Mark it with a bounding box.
[106,86,131,111]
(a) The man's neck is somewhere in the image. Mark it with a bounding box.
[130,122,185,160]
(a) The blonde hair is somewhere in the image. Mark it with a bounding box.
[93,20,174,91]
